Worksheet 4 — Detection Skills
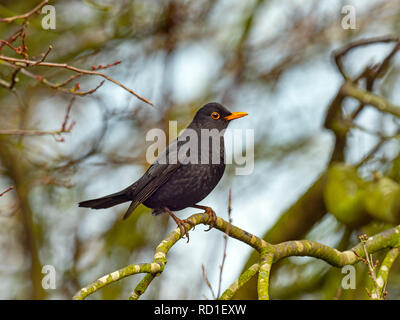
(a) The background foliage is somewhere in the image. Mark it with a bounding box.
[0,0,400,299]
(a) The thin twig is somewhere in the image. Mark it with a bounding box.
[333,35,399,80]
[61,97,76,132]
[2,61,105,96]
[0,186,15,197]
[9,67,21,89]
[0,0,49,23]
[0,24,26,51]
[217,188,232,298]
[0,97,76,141]
[0,55,153,106]
[201,264,216,300]
[33,45,53,65]
[355,234,382,299]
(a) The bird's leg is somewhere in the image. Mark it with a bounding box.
[164,207,191,242]
[191,205,217,231]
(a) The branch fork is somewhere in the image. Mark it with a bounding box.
[73,212,400,300]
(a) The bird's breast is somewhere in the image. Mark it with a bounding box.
[144,163,225,211]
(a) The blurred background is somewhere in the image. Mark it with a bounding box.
[0,0,400,300]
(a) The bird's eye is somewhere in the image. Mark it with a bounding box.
[210,112,220,120]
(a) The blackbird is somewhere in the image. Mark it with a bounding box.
[79,102,247,241]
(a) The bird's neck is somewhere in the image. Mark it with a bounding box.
[178,122,226,165]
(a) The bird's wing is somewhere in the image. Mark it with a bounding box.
[123,140,182,219]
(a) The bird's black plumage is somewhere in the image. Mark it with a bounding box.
[79,102,247,225]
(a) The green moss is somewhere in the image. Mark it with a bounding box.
[74,213,400,300]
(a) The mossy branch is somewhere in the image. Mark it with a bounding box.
[257,251,273,300]
[219,263,260,300]
[371,247,400,299]
[73,212,400,300]
[341,82,400,118]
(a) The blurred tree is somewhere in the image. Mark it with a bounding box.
[0,0,400,300]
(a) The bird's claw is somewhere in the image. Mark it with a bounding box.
[204,207,217,231]
[177,220,190,243]
[183,218,196,231]
[176,218,196,242]
[165,207,192,243]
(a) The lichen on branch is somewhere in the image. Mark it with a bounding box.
[73,212,400,300]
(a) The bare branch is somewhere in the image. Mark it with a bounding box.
[333,35,399,80]
[0,55,153,106]
[0,0,49,23]
[0,97,76,142]
[0,186,15,197]
[217,188,232,298]
[201,264,216,300]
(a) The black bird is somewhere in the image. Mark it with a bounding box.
[79,103,247,240]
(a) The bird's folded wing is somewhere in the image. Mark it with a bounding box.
[123,141,182,219]
[134,162,181,203]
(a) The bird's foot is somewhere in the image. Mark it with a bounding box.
[183,218,196,231]
[204,207,217,231]
[191,205,217,231]
[164,208,191,242]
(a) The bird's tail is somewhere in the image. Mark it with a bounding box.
[78,190,130,209]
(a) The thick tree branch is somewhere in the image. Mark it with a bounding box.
[371,247,400,299]
[341,81,400,118]
[219,263,260,300]
[73,213,400,300]
[257,251,273,300]
[129,274,156,300]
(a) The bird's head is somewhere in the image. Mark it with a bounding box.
[191,102,248,130]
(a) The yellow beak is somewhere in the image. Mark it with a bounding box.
[224,112,248,121]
